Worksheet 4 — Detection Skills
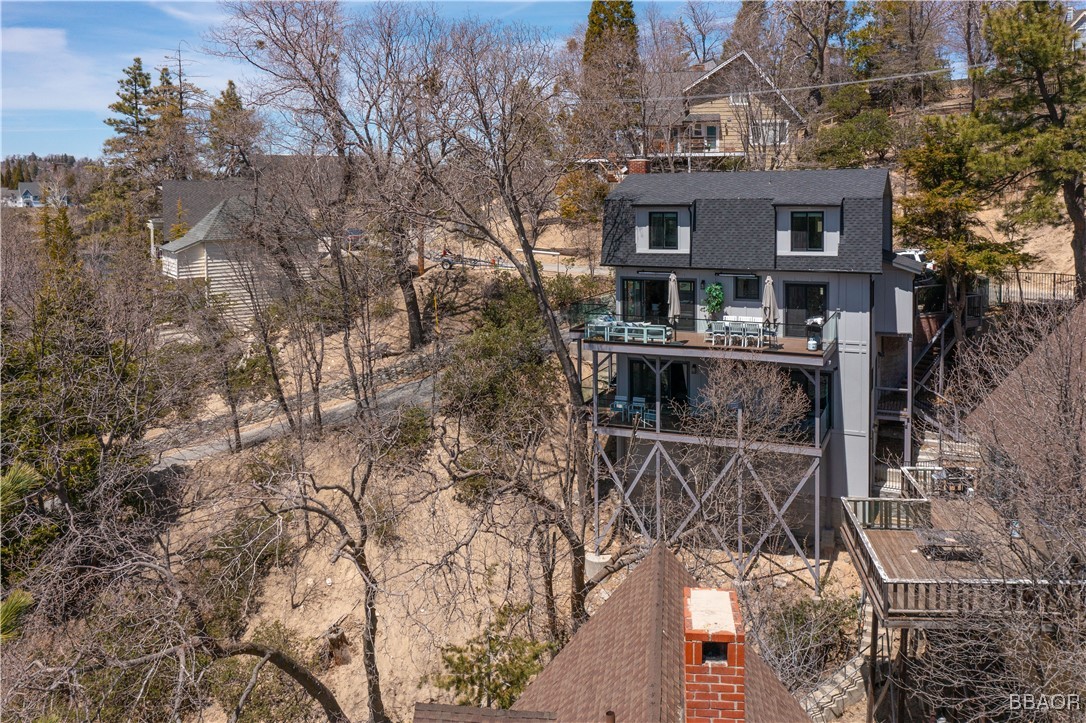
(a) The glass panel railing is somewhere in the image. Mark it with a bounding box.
[596,392,821,447]
[821,309,839,350]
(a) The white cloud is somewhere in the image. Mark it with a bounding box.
[0,27,114,112]
[1,27,68,54]
[149,2,227,28]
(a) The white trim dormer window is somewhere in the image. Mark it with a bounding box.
[776,206,840,257]
[648,211,679,250]
[791,211,824,251]
[634,206,691,255]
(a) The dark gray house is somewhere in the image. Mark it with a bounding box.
[579,167,919,586]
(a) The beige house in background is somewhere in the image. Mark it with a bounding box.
[648,51,805,165]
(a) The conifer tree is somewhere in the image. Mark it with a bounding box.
[575,1,642,155]
[979,0,1086,297]
[898,118,1037,342]
[103,58,153,170]
[208,80,261,177]
[583,0,638,63]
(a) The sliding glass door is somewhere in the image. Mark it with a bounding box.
[622,278,696,330]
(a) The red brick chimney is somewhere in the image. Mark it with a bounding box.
[627,158,650,174]
[683,587,745,722]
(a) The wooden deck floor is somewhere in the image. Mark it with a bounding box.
[864,499,1030,582]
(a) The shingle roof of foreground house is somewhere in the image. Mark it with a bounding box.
[160,195,256,253]
[414,547,810,723]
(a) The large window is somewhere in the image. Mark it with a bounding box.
[751,120,788,146]
[623,277,696,329]
[648,211,679,250]
[791,211,824,251]
[735,276,760,301]
[629,359,689,404]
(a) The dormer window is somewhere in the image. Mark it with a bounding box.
[649,211,679,250]
[791,211,824,251]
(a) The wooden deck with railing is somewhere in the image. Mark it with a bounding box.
[841,484,1086,628]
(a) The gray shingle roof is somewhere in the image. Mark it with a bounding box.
[160,196,254,253]
[608,168,889,207]
[161,179,251,236]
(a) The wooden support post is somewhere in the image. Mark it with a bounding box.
[592,351,599,427]
[814,460,822,595]
[895,628,910,723]
[867,608,880,723]
[905,333,914,465]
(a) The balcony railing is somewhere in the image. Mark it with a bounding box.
[840,497,1086,623]
[582,310,840,355]
[595,392,830,447]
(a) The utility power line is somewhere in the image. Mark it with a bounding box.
[572,63,984,105]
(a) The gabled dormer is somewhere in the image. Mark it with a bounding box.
[601,168,890,274]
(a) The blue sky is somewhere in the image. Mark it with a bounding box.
[2,1,695,160]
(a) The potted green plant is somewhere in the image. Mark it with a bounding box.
[703,282,725,319]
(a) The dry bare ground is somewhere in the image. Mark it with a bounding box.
[177,415,862,722]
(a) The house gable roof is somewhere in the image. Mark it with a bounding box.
[161,179,252,237]
[160,195,255,253]
[510,546,809,723]
[683,50,804,123]
[512,546,690,723]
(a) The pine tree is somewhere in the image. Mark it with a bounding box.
[583,0,638,63]
[146,59,204,181]
[979,1,1086,297]
[575,1,642,156]
[898,118,1037,342]
[103,58,153,164]
[169,198,190,241]
[846,1,950,108]
[208,80,261,177]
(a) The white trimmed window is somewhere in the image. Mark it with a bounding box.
[751,120,789,146]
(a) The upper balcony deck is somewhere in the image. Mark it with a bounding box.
[573,311,839,368]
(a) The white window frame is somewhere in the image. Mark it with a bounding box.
[729,93,749,106]
[634,206,691,255]
[751,119,789,146]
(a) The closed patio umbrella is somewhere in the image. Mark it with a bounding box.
[667,272,681,325]
[762,276,778,328]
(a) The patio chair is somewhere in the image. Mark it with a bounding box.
[641,405,658,427]
[630,396,647,419]
[742,322,762,347]
[609,395,629,420]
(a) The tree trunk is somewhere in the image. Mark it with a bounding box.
[327,244,366,417]
[224,377,242,452]
[949,275,967,349]
[258,323,296,434]
[536,530,561,644]
[397,267,425,350]
[354,550,391,723]
[221,642,350,722]
[1063,178,1086,300]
